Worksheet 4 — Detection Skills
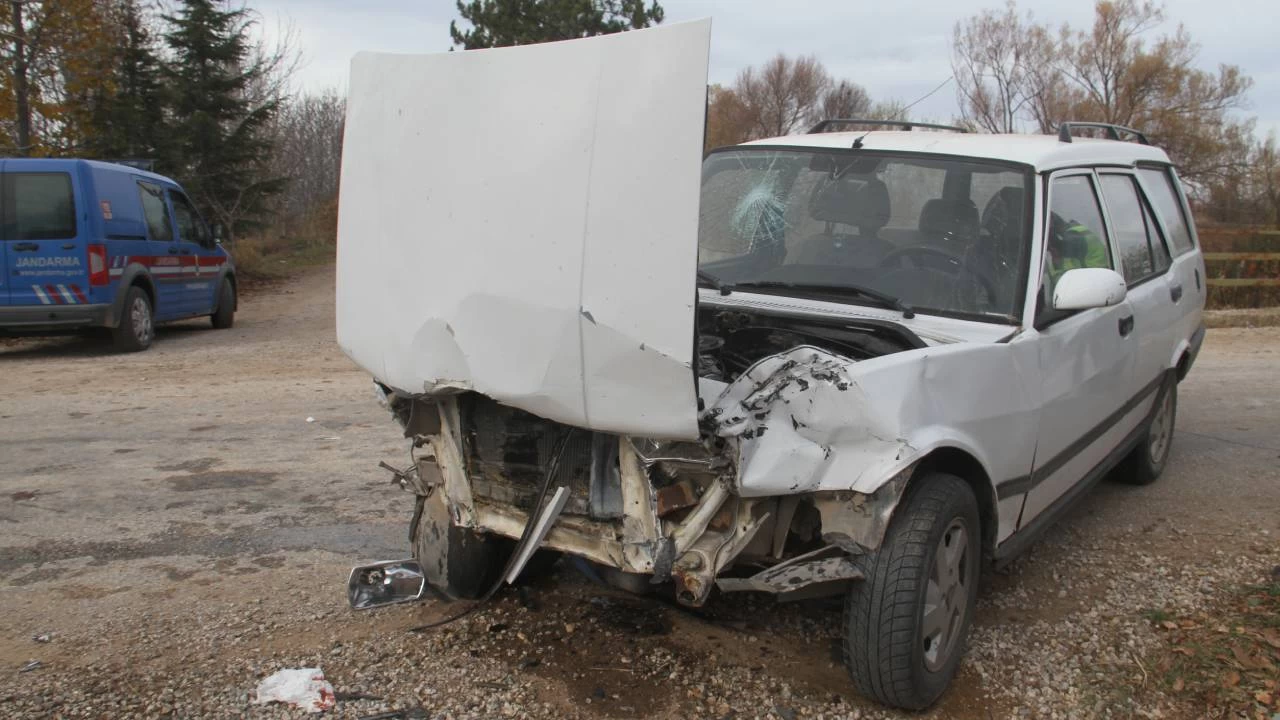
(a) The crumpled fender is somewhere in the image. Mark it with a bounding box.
[702,341,1040,499]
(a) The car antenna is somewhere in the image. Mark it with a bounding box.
[851,130,870,149]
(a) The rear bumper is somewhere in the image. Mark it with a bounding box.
[0,304,113,334]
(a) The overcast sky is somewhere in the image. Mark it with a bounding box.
[253,0,1280,138]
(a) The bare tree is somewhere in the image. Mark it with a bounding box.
[815,79,871,124]
[704,83,751,149]
[268,89,345,228]
[735,53,831,137]
[951,1,1038,133]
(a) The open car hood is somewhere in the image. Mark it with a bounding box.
[336,21,710,440]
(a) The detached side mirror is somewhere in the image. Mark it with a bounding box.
[1053,268,1127,311]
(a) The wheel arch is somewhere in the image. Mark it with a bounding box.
[109,265,156,327]
[911,447,999,561]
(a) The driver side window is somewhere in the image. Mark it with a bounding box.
[1043,174,1111,294]
[1037,173,1112,327]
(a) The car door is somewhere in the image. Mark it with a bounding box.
[1136,165,1205,350]
[1020,170,1138,526]
[136,179,187,319]
[167,189,214,314]
[1096,171,1182,394]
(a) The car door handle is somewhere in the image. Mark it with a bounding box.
[1170,284,1183,302]
[168,247,180,254]
[13,242,38,251]
[1119,315,1135,337]
[61,243,75,250]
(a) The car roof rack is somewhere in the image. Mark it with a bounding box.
[1056,122,1149,145]
[807,118,969,134]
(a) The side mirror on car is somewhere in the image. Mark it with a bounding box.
[213,223,224,244]
[1052,268,1127,311]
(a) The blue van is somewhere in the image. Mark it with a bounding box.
[0,159,236,351]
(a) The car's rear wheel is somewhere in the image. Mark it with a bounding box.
[211,278,235,329]
[843,473,980,710]
[1116,376,1177,485]
[112,286,154,352]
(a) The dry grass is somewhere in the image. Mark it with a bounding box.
[1143,572,1280,719]
[225,199,337,283]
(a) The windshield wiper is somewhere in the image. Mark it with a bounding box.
[696,269,733,295]
[730,281,915,319]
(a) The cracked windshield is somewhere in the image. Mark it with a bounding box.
[698,149,1032,321]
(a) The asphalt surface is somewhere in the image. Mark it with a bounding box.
[0,265,1276,719]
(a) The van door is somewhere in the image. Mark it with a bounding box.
[2,166,90,307]
[136,179,186,319]
[167,189,214,313]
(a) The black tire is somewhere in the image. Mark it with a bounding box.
[413,490,509,600]
[1114,377,1177,486]
[111,286,155,352]
[211,278,235,329]
[843,473,981,710]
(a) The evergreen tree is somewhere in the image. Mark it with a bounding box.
[163,0,283,239]
[449,0,663,49]
[84,0,167,162]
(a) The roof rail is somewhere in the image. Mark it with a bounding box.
[1056,122,1149,145]
[807,118,969,134]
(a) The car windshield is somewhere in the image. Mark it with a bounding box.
[698,148,1033,322]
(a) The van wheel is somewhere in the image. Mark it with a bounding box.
[843,474,980,710]
[1116,377,1176,485]
[112,286,154,352]
[211,279,235,329]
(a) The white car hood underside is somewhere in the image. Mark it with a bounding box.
[336,21,711,440]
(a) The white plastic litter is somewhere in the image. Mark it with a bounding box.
[305,416,316,423]
[254,668,335,713]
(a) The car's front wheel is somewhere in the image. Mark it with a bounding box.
[843,473,980,710]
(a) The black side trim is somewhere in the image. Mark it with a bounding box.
[995,373,1164,500]
[994,371,1174,563]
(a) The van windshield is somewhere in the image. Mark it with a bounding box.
[698,149,1032,322]
[1,173,77,241]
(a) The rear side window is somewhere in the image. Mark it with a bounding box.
[1099,174,1171,285]
[1,173,76,240]
[137,181,173,241]
[1138,167,1195,255]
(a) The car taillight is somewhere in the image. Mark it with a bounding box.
[88,244,109,286]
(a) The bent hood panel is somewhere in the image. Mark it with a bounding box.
[336,21,710,439]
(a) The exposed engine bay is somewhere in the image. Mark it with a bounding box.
[694,305,925,383]
[364,303,929,608]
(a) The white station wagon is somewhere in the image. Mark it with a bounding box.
[336,22,1205,710]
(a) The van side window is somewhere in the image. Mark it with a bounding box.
[1137,167,1195,255]
[137,181,173,241]
[169,191,210,246]
[2,173,76,240]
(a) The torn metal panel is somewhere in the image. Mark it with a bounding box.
[336,21,711,439]
[813,468,913,554]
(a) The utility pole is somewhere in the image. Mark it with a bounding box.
[10,1,32,156]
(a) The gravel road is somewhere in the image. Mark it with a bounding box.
[1,265,1276,719]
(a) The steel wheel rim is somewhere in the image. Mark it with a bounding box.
[131,297,152,344]
[1149,391,1173,464]
[922,517,970,672]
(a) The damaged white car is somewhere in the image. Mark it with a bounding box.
[335,21,1206,710]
